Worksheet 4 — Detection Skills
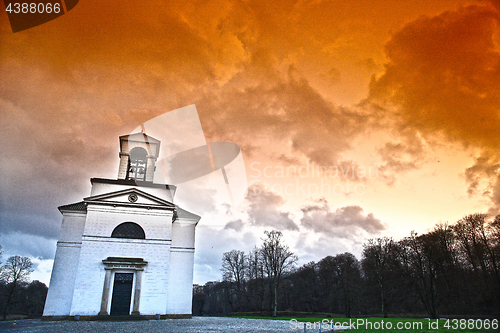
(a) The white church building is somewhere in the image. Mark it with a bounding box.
[43,132,200,319]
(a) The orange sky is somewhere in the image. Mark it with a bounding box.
[1,0,500,283]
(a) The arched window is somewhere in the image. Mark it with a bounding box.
[111,222,145,239]
[127,147,148,181]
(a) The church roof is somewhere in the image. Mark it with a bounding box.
[174,206,201,221]
[58,201,87,212]
[119,132,160,144]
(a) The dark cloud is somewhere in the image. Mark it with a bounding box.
[246,184,299,231]
[465,153,500,195]
[1,0,495,281]
[197,76,374,167]
[377,129,427,185]
[464,152,500,215]
[0,0,376,246]
[369,4,500,151]
[0,233,56,260]
[300,198,387,238]
[356,58,378,72]
[490,176,500,215]
[0,97,117,238]
[367,3,500,206]
[324,67,342,84]
[224,219,244,231]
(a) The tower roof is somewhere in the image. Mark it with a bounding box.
[119,132,161,144]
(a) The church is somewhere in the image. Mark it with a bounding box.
[43,132,200,319]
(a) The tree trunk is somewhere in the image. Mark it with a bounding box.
[379,279,387,318]
[273,283,278,317]
[2,284,15,320]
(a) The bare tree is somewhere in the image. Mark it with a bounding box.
[362,237,398,317]
[318,256,338,313]
[260,230,297,317]
[398,232,440,319]
[332,253,361,318]
[289,262,319,312]
[1,256,34,320]
[222,250,246,285]
[247,246,265,311]
[454,214,493,275]
[221,250,247,310]
[454,214,500,310]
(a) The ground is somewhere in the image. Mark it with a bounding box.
[0,317,325,333]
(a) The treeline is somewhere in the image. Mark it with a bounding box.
[0,247,48,320]
[192,213,500,318]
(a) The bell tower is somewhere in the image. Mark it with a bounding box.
[117,132,160,182]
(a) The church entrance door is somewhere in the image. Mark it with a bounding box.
[110,273,133,315]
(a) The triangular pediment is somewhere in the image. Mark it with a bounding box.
[84,188,174,209]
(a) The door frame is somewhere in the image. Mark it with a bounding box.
[99,257,147,316]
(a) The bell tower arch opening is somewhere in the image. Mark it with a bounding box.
[117,133,160,182]
[127,147,148,181]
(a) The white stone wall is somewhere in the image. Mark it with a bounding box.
[70,238,171,315]
[167,249,195,314]
[44,176,199,318]
[166,218,198,314]
[58,212,87,242]
[68,202,174,315]
[84,205,173,240]
[124,139,159,157]
[43,212,86,316]
[171,219,196,248]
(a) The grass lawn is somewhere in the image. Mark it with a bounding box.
[235,316,499,332]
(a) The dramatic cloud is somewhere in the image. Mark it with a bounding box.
[0,0,378,244]
[491,176,500,215]
[368,3,500,209]
[197,76,374,166]
[370,4,500,149]
[0,95,117,238]
[246,184,299,231]
[465,152,500,215]
[377,129,427,185]
[224,219,244,232]
[300,198,387,238]
[0,232,56,260]
[1,0,497,284]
